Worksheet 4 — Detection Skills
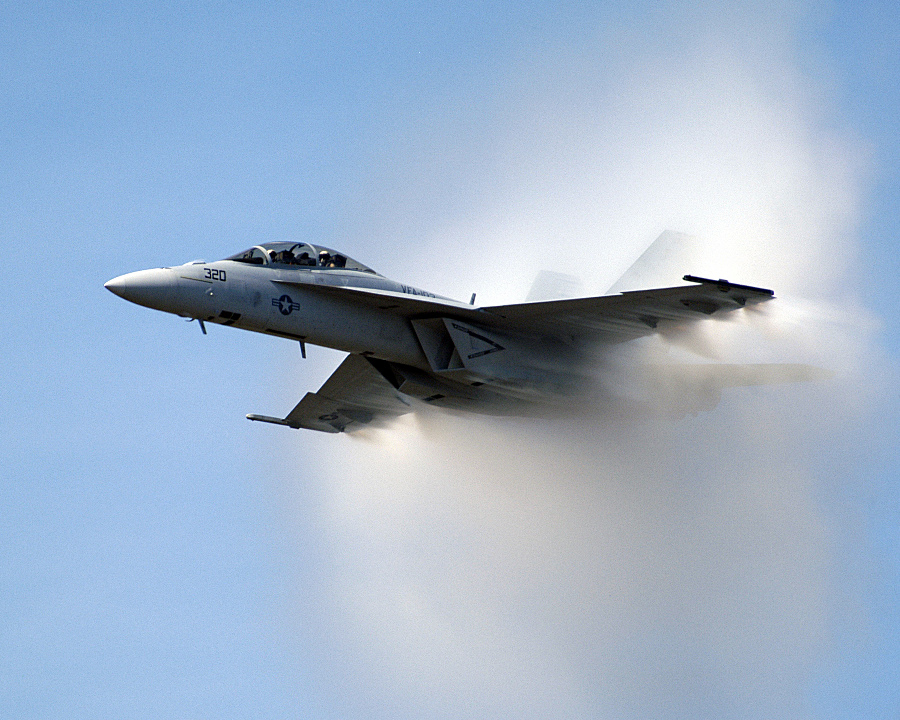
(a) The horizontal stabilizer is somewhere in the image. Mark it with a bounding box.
[657,362,832,388]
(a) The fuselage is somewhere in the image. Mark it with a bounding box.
[105,243,576,414]
[107,253,443,369]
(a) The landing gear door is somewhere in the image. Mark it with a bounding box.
[443,320,507,370]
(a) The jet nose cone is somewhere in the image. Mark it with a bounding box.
[104,268,180,312]
[104,275,130,299]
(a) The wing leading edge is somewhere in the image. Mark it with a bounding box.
[247,353,411,433]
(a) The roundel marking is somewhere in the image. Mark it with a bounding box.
[275,294,294,315]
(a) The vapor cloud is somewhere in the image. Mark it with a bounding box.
[284,7,886,719]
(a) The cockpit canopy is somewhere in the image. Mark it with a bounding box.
[225,242,377,274]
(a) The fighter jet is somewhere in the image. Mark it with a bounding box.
[106,240,781,433]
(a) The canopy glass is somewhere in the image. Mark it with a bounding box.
[225,242,376,273]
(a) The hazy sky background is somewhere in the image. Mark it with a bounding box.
[2,1,898,718]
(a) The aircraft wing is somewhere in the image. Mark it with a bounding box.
[247,353,412,433]
[274,274,774,347]
[481,275,775,344]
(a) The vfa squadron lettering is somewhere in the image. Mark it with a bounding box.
[400,284,436,298]
[106,236,824,434]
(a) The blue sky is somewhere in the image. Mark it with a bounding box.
[2,2,897,718]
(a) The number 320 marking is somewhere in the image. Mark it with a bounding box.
[205,268,227,281]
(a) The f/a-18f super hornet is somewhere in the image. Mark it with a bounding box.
[106,239,787,433]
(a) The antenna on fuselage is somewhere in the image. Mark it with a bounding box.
[187,317,208,335]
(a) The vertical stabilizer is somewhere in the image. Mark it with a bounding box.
[526,271,585,302]
[606,231,701,294]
